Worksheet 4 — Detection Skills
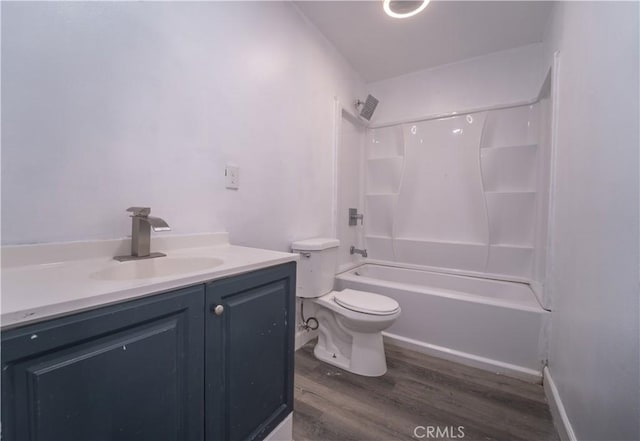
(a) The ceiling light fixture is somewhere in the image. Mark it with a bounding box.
[383,0,430,19]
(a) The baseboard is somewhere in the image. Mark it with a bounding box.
[543,367,577,441]
[383,332,543,383]
[295,329,317,351]
[264,413,293,441]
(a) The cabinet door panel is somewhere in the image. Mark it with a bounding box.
[206,263,295,441]
[2,285,205,441]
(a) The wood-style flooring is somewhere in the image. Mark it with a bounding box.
[293,342,559,441]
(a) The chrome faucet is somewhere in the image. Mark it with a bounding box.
[350,246,368,258]
[114,207,171,262]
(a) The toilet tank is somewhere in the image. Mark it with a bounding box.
[291,238,340,298]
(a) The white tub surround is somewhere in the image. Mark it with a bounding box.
[336,264,549,382]
[1,233,298,330]
[364,102,551,283]
[359,86,555,311]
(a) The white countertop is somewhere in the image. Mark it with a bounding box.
[1,233,298,330]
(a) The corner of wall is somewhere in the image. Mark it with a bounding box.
[543,367,577,441]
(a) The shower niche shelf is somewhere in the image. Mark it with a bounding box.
[480,106,539,276]
[480,105,539,150]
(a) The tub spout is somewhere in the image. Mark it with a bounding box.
[350,246,368,258]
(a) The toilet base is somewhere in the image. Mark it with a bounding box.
[314,327,388,377]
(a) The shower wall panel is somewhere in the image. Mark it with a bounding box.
[364,103,546,282]
[395,114,488,244]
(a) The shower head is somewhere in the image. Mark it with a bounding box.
[355,94,379,121]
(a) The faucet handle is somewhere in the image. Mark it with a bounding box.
[126,207,150,217]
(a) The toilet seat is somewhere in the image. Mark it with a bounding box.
[333,289,400,315]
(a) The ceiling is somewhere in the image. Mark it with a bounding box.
[296,1,553,83]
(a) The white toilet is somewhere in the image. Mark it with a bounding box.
[292,238,401,377]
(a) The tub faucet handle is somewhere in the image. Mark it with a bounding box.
[349,208,364,226]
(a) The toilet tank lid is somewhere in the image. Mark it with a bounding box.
[291,238,340,251]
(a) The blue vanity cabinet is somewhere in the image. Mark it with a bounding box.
[1,285,205,441]
[1,262,296,441]
[205,262,296,441]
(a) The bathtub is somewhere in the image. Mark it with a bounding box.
[335,264,549,382]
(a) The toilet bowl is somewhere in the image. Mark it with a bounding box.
[292,238,401,377]
[313,289,400,376]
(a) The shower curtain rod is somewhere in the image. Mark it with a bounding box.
[368,96,540,129]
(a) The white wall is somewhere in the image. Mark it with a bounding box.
[367,43,547,126]
[1,2,365,250]
[543,2,639,440]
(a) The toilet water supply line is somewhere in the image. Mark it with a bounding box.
[300,301,319,331]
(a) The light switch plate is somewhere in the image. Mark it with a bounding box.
[225,165,239,189]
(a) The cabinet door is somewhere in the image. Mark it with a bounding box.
[1,285,205,441]
[206,263,296,441]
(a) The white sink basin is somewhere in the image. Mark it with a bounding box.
[91,256,224,281]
